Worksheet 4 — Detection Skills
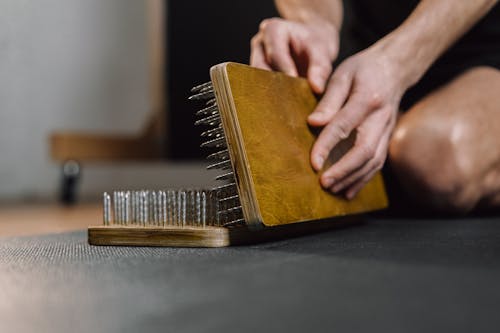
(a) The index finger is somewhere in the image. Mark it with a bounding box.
[261,24,298,76]
[320,108,389,188]
[250,35,272,70]
[310,91,373,171]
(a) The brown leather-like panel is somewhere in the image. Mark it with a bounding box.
[221,63,388,227]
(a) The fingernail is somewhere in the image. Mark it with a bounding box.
[314,155,325,170]
[287,68,298,77]
[322,178,335,189]
[309,67,326,93]
[308,112,323,122]
[312,76,324,92]
[321,176,335,189]
[332,183,343,193]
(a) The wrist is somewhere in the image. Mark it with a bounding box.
[372,31,433,90]
[276,0,343,31]
[315,17,340,49]
[304,13,339,33]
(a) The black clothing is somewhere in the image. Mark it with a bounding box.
[347,1,500,109]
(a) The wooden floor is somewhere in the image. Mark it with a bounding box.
[0,203,101,238]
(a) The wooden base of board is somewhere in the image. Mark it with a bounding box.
[88,216,360,248]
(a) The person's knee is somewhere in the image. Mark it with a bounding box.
[389,111,478,213]
[461,66,500,82]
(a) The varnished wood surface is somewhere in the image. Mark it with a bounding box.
[88,216,360,248]
[211,63,388,227]
[0,203,355,247]
[88,225,231,247]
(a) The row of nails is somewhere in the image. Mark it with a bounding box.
[194,86,242,223]
[99,83,245,229]
[103,188,244,228]
[103,189,221,227]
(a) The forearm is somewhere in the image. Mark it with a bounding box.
[378,0,498,88]
[274,0,343,30]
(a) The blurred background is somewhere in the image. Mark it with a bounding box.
[0,0,275,206]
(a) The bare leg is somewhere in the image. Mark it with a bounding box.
[389,66,500,213]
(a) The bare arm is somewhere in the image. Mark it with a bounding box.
[309,0,499,199]
[380,0,498,88]
[274,0,343,30]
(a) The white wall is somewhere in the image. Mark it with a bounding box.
[0,0,212,202]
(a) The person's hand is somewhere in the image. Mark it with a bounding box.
[250,17,339,94]
[308,44,409,199]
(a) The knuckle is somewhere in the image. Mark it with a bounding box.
[250,35,259,45]
[365,91,383,109]
[250,35,261,48]
[358,143,376,160]
[315,61,332,76]
[265,48,276,61]
[260,17,281,31]
[331,70,350,86]
[314,145,330,160]
[334,120,352,140]
[334,167,349,180]
[259,19,270,31]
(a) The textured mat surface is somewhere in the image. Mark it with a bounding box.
[1,217,500,333]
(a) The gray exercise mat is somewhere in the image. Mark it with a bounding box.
[1,217,499,333]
